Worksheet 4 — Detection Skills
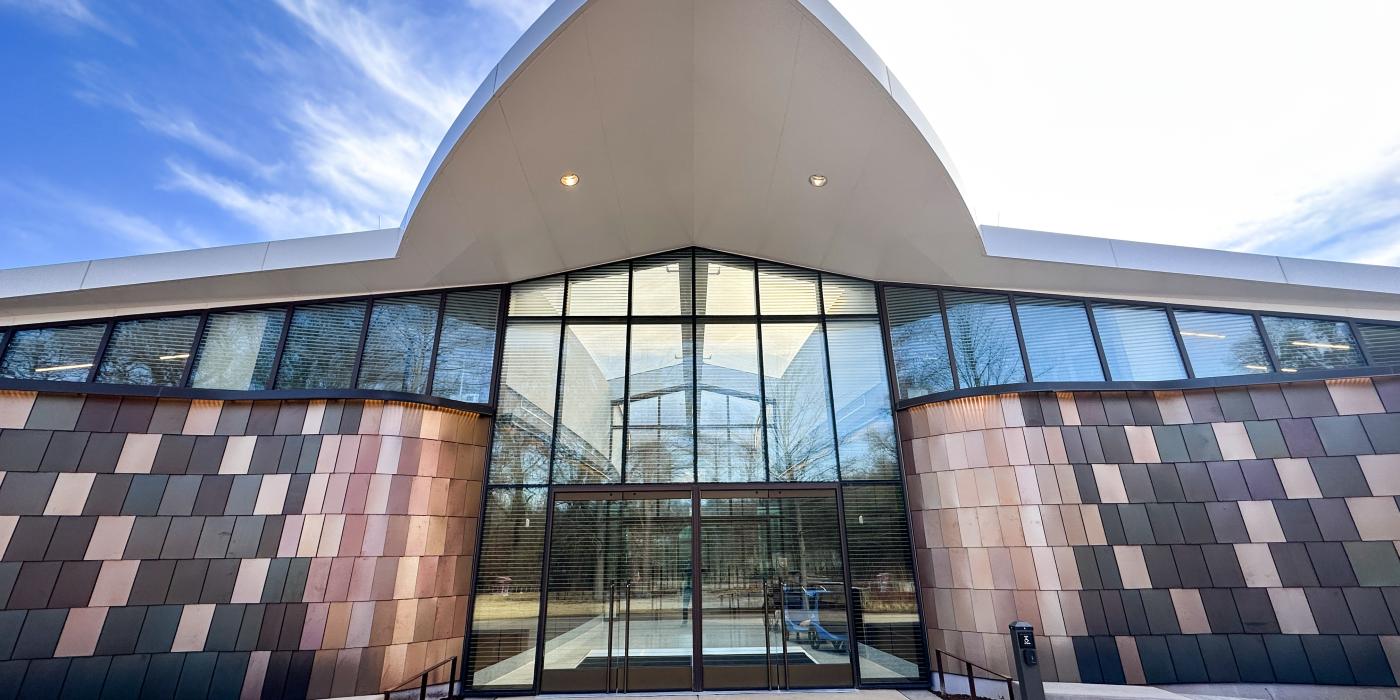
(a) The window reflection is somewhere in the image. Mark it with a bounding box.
[467,487,547,690]
[552,325,627,484]
[944,291,1025,387]
[758,262,819,315]
[697,323,764,482]
[357,294,440,393]
[1175,310,1271,377]
[632,252,692,316]
[626,323,695,483]
[190,309,285,390]
[883,287,953,399]
[695,253,755,315]
[432,289,501,404]
[1015,297,1104,382]
[491,322,560,485]
[275,301,366,389]
[763,323,838,482]
[567,264,629,316]
[1262,316,1364,372]
[96,315,200,387]
[826,321,897,479]
[1092,303,1187,381]
[0,323,107,382]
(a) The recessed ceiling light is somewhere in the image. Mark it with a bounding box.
[560,172,579,188]
[808,174,827,187]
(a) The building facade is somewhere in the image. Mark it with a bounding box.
[1,1,1399,698]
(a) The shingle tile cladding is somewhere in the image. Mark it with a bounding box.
[0,390,486,698]
[901,376,1400,686]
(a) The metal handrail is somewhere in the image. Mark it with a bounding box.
[932,648,1014,700]
[383,655,457,700]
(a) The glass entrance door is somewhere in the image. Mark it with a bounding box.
[539,491,693,693]
[698,489,853,690]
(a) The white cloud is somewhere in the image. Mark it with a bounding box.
[0,177,212,256]
[830,0,1400,264]
[164,160,367,240]
[0,0,132,44]
[467,0,553,31]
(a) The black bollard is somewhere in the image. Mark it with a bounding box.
[1008,621,1045,700]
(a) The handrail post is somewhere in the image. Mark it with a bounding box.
[777,581,790,689]
[606,581,617,692]
[623,581,633,693]
[935,649,945,695]
[418,671,427,700]
[449,656,457,697]
[762,579,773,690]
[966,658,975,700]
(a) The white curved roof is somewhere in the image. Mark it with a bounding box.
[2,0,1398,325]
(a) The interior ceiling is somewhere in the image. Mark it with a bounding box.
[3,0,1399,325]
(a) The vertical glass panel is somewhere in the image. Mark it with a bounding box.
[1174,310,1272,377]
[467,487,547,690]
[758,262,819,315]
[631,252,693,316]
[1014,297,1105,382]
[0,323,106,382]
[821,274,877,315]
[762,323,837,482]
[1360,324,1400,367]
[96,315,200,386]
[626,324,695,483]
[190,308,286,390]
[826,321,897,479]
[274,300,367,389]
[944,291,1026,387]
[883,287,953,399]
[1091,303,1187,381]
[699,492,852,689]
[540,495,693,693]
[696,323,764,482]
[491,322,560,485]
[567,264,629,316]
[695,253,756,316]
[1262,316,1365,372]
[510,276,565,317]
[356,294,440,393]
[432,289,501,404]
[843,484,927,683]
[553,325,627,484]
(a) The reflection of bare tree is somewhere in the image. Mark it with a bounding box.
[360,299,437,392]
[278,304,366,389]
[1,325,106,382]
[97,318,201,386]
[947,299,1022,387]
[766,333,837,481]
[1263,317,1360,370]
[839,420,897,479]
[889,317,953,395]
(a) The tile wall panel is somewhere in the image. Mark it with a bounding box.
[901,377,1400,687]
[0,392,486,699]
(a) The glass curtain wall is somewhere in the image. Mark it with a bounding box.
[467,249,926,690]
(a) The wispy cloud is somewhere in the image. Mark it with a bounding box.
[0,177,213,258]
[164,159,368,239]
[72,63,282,180]
[0,0,132,44]
[1224,147,1400,266]
[467,0,553,31]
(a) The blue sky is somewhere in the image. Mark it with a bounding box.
[3,0,1400,270]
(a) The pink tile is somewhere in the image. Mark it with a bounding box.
[0,391,37,429]
[232,559,271,603]
[84,515,135,560]
[325,558,355,602]
[54,607,108,656]
[115,434,160,473]
[172,604,216,652]
[89,560,139,607]
[1328,378,1385,415]
[183,400,223,435]
[220,436,256,474]
[45,473,95,516]
[301,603,331,650]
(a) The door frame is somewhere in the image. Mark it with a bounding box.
[531,482,861,693]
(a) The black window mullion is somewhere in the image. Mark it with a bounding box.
[1164,307,1197,379]
[488,289,509,408]
[0,328,13,370]
[1252,312,1283,373]
[1006,293,1034,382]
[1083,299,1114,381]
[423,293,449,396]
[546,280,570,486]
[816,275,843,482]
[1349,319,1374,366]
[86,320,116,383]
[179,311,210,388]
[620,261,634,484]
[937,289,960,390]
[267,307,295,390]
[690,248,700,484]
[752,264,771,482]
[349,299,375,388]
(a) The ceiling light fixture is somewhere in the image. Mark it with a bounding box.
[158,353,191,361]
[1244,364,1270,372]
[1290,340,1351,350]
[1180,331,1226,339]
[808,174,827,187]
[34,362,92,373]
[560,172,579,188]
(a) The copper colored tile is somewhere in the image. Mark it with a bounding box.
[0,391,37,429]
[1328,378,1385,415]
[300,602,330,650]
[1268,588,1318,634]
[1361,455,1400,496]
[54,606,107,657]
[115,434,160,474]
[1170,588,1210,633]
[88,559,138,607]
